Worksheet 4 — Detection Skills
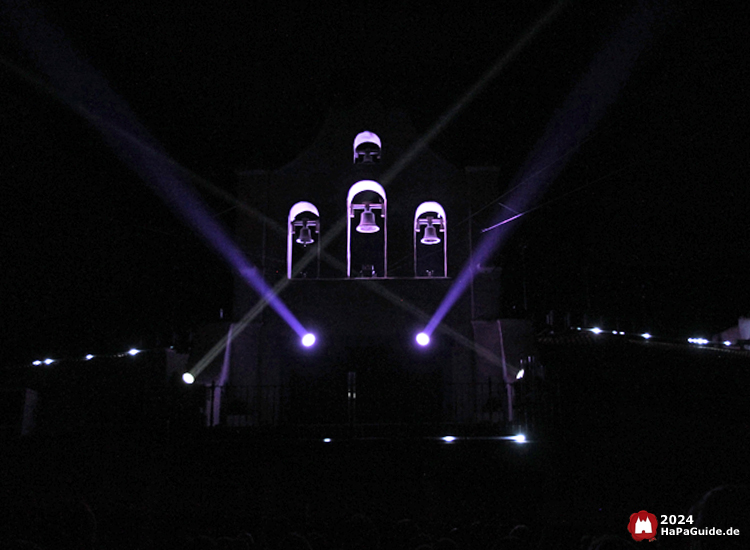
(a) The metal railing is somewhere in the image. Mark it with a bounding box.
[199,377,557,432]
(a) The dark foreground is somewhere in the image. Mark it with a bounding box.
[1,423,747,549]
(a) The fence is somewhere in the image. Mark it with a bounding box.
[199,375,557,433]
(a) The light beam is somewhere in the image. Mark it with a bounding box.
[2,1,312,343]
[423,2,656,334]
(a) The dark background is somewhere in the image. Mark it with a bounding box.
[2,0,748,364]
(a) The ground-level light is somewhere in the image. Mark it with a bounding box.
[302,333,316,347]
[416,332,430,346]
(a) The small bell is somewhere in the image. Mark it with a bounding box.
[356,206,380,234]
[296,223,314,246]
[420,222,441,245]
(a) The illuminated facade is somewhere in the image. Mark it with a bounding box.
[198,103,534,430]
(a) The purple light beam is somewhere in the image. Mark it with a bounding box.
[3,0,309,339]
[425,3,658,337]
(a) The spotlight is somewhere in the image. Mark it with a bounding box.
[32,360,42,366]
[591,327,602,334]
[416,332,430,346]
[128,348,140,356]
[441,436,456,443]
[182,372,195,384]
[724,340,732,346]
[295,222,314,246]
[302,333,316,347]
[513,434,526,443]
[516,369,525,380]
[323,438,332,443]
[641,333,652,339]
[44,358,54,365]
[85,354,94,360]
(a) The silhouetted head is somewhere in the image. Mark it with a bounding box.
[688,485,749,550]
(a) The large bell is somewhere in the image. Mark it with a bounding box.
[296,223,314,246]
[356,206,380,233]
[421,222,441,245]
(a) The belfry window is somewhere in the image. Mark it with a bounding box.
[287,202,320,279]
[347,180,387,277]
[414,201,447,277]
[353,131,382,164]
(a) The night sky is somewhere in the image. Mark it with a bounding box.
[2,0,748,365]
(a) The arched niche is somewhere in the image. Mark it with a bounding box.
[347,180,387,277]
[414,201,447,277]
[353,131,382,164]
[287,201,320,279]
